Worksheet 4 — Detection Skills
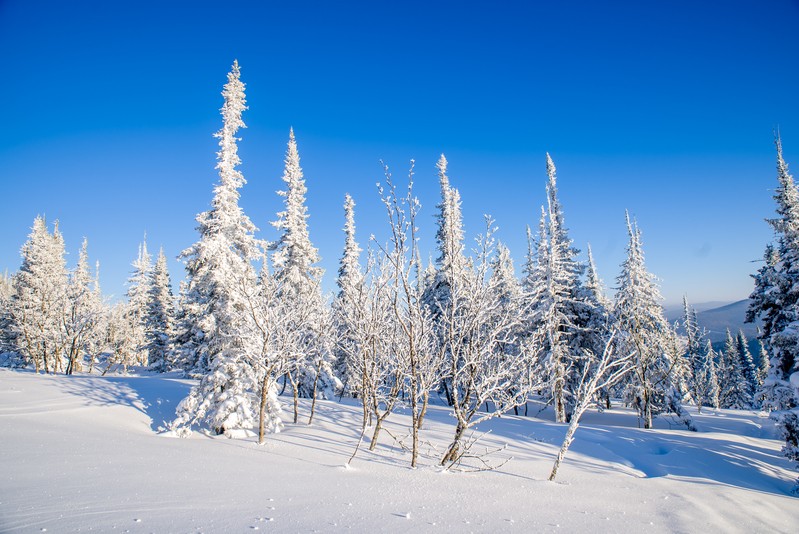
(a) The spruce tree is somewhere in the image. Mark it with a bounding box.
[614,213,686,429]
[146,248,175,372]
[747,136,799,411]
[333,193,363,395]
[525,155,585,423]
[11,216,69,374]
[271,128,337,419]
[171,61,266,437]
[125,237,152,366]
[719,329,750,409]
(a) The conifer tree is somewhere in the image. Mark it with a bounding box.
[271,128,337,421]
[747,136,799,411]
[614,213,687,429]
[718,329,750,409]
[736,330,758,404]
[63,239,104,374]
[125,237,152,366]
[0,271,16,357]
[701,340,721,409]
[12,216,69,374]
[525,155,585,423]
[171,61,266,437]
[333,194,363,395]
[146,248,175,372]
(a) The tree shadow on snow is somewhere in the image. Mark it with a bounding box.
[56,373,192,432]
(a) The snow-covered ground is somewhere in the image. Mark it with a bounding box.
[1,368,797,533]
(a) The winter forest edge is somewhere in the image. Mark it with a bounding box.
[2,62,799,493]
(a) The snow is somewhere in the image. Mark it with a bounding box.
[1,368,797,532]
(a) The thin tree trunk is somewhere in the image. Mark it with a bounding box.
[441,420,467,466]
[368,417,384,452]
[258,375,271,445]
[308,367,321,425]
[549,411,581,481]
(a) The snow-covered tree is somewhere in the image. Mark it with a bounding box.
[747,136,799,412]
[171,60,267,437]
[63,239,104,375]
[701,340,721,409]
[332,193,363,393]
[439,217,539,468]
[11,216,68,374]
[146,248,175,372]
[374,161,441,467]
[422,154,469,406]
[271,128,338,421]
[0,271,18,358]
[548,331,634,481]
[125,237,152,366]
[614,213,689,429]
[718,328,750,409]
[524,154,585,423]
[681,296,717,413]
[736,330,758,404]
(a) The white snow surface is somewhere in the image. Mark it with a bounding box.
[1,368,797,533]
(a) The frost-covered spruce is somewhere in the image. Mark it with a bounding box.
[125,237,152,366]
[524,155,585,423]
[614,213,689,429]
[11,216,69,373]
[0,271,16,358]
[170,61,266,437]
[63,238,105,375]
[271,129,338,416]
[422,154,469,406]
[718,329,750,409]
[146,248,175,372]
[747,136,799,411]
[332,194,363,395]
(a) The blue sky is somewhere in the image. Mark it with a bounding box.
[1,0,797,306]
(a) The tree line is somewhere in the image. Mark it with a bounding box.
[1,62,796,481]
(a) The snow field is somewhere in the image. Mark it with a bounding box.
[1,369,797,533]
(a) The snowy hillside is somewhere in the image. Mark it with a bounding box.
[2,369,797,533]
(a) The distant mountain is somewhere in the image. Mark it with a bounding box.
[668,299,761,344]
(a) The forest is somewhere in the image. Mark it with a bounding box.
[2,61,797,489]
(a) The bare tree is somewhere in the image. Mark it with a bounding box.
[548,332,633,481]
[438,217,541,468]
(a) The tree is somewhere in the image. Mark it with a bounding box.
[125,237,152,366]
[718,328,750,409]
[375,160,441,467]
[146,248,175,372]
[439,217,539,468]
[332,193,363,395]
[63,238,104,375]
[614,213,689,429]
[423,154,469,407]
[271,128,338,423]
[681,296,717,413]
[747,136,799,411]
[171,60,267,438]
[525,154,585,423]
[736,330,758,404]
[0,271,16,357]
[11,216,68,374]
[548,332,634,481]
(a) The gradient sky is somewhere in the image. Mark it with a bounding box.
[1,0,798,306]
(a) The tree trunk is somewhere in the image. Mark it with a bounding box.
[258,375,271,445]
[308,367,321,425]
[441,421,466,466]
[549,411,581,481]
[368,417,383,452]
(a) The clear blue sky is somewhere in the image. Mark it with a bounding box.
[1,0,797,306]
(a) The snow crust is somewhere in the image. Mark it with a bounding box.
[1,368,797,532]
